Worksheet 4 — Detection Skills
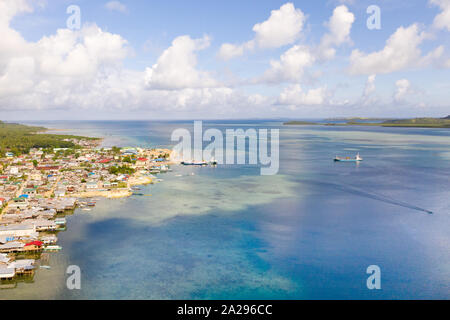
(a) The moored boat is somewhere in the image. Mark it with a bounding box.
[40,265,51,270]
[44,245,62,252]
[181,160,208,166]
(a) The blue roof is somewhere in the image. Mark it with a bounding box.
[19,194,29,198]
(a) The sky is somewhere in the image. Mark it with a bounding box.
[0,0,450,120]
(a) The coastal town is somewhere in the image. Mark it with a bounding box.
[0,136,173,285]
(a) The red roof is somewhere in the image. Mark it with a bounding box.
[98,159,112,163]
[25,241,43,247]
[137,158,148,161]
[0,198,5,202]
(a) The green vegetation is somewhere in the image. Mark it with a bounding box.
[108,165,135,175]
[116,182,128,188]
[380,117,450,128]
[111,146,121,154]
[325,117,392,121]
[0,121,100,156]
[122,156,133,163]
[283,121,318,125]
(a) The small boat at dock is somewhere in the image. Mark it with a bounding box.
[55,218,66,225]
[40,265,51,270]
[44,245,62,252]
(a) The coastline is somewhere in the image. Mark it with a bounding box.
[69,173,156,199]
[1,120,449,299]
[69,189,132,199]
[0,123,177,285]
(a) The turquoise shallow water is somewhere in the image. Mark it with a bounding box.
[1,121,449,299]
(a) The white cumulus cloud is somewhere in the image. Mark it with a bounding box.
[0,20,130,100]
[105,1,127,13]
[363,74,376,97]
[254,5,354,85]
[257,45,315,84]
[278,84,327,106]
[218,3,305,60]
[349,24,444,75]
[253,2,306,49]
[318,5,355,60]
[431,0,450,31]
[394,79,413,103]
[145,35,219,90]
[0,2,269,118]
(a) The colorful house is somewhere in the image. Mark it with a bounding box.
[24,241,43,251]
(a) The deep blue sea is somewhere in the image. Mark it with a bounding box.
[1,120,449,299]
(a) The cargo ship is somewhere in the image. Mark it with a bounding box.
[181,158,217,166]
[334,153,363,162]
[181,160,208,166]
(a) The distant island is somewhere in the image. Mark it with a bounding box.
[324,117,393,121]
[284,116,450,128]
[282,120,318,125]
[0,121,100,156]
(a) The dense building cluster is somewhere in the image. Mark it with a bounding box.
[0,141,172,283]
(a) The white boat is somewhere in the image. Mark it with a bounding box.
[40,265,51,270]
[55,218,66,225]
[44,245,62,251]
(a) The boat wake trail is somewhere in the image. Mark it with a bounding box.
[299,179,434,215]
